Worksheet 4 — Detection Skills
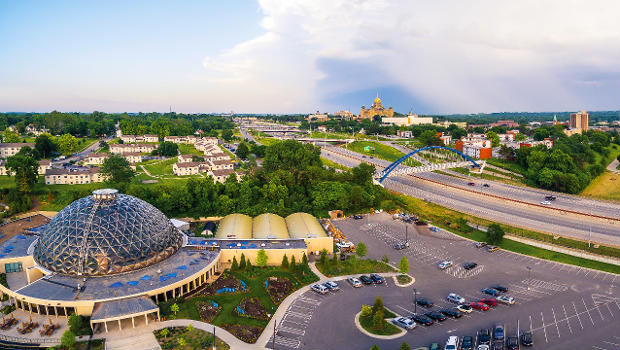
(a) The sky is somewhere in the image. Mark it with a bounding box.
[0,0,618,114]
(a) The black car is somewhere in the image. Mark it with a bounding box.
[463,262,478,270]
[416,298,434,308]
[545,195,556,201]
[520,332,533,347]
[370,274,384,284]
[493,324,505,341]
[424,311,447,322]
[506,336,519,350]
[483,183,490,187]
[478,329,491,345]
[461,336,474,350]
[492,340,505,350]
[482,288,500,296]
[410,314,434,326]
[394,242,408,250]
[359,275,373,284]
[440,309,462,318]
[491,284,508,293]
[353,214,363,220]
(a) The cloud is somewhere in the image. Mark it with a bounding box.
[203,0,619,113]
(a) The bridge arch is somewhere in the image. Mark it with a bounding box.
[378,146,482,183]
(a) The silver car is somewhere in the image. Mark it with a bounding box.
[438,260,453,270]
[447,293,465,304]
[497,295,515,305]
[310,283,328,294]
[323,280,339,291]
[347,277,362,288]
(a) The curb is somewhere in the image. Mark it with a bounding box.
[353,312,406,340]
[393,274,415,287]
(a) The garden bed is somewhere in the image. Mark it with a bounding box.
[221,323,263,343]
[155,326,229,350]
[196,301,222,323]
[235,297,268,320]
[396,275,412,285]
[265,276,294,304]
[200,273,246,296]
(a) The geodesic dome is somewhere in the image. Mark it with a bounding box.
[33,189,183,276]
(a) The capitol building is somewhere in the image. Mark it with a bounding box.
[360,93,394,119]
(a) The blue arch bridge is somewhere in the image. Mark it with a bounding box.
[375,146,486,183]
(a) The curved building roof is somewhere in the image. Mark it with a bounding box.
[216,214,252,239]
[252,213,289,239]
[33,189,183,276]
[285,213,327,239]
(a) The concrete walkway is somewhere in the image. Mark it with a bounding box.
[607,159,619,174]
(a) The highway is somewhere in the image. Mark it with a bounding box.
[320,145,620,246]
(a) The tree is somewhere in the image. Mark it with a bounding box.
[301,253,308,267]
[178,337,186,347]
[289,255,296,271]
[400,342,411,350]
[68,313,83,333]
[101,155,135,183]
[159,328,169,337]
[35,133,57,158]
[486,131,500,147]
[221,129,233,141]
[351,163,375,186]
[56,133,79,155]
[170,303,180,315]
[236,142,250,159]
[186,323,194,332]
[256,249,268,267]
[2,129,20,143]
[486,223,505,244]
[370,345,381,350]
[331,252,338,265]
[319,249,329,265]
[371,294,384,316]
[372,309,384,330]
[356,242,367,258]
[16,145,41,160]
[281,254,289,269]
[239,253,246,270]
[398,256,409,275]
[155,141,178,156]
[361,305,372,317]
[60,330,76,348]
[231,256,239,270]
[4,155,39,193]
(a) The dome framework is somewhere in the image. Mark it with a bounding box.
[33,189,183,276]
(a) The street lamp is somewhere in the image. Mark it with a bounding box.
[413,287,418,314]
[526,266,532,290]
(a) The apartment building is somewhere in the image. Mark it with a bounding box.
[45,168,105,185]
[85,153,108,165]
[164,135,198,144]
[0,143,35,158]
[110,143,157,155]
[208,169,236,183]
[121,152,144,164]
[177,154,194,163]
[120,134,159,143]
[208,159,234,171]
[172,162,207,176]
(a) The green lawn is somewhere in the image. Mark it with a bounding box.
[321,157,350,171]
[143,158,177,176]
[315,257,395,277]
[177,144,203,156]
[310,131,348,139]
[345,141,422,167]
[581,171,620,201]
[359,307,401,336]
[155,327,229,350]
[159,265,318,343]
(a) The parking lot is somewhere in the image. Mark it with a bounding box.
[272,213,620,350]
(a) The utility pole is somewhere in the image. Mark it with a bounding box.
[213,326,216,350]
[273,318,276,350]
[405,225,408,245]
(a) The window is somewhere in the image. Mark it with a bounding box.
[5,262,23,273]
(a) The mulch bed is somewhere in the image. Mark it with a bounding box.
[199,273,244,296]
[265,276,294,304]
[235,297,268,320]
[221,323,263,344]
[196,301,222,323]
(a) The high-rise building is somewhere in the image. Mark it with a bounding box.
[569,110,589,131]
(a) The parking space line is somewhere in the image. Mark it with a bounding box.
[592,295,606,320]
[541,312,548,343]
[602,341,620,347]
[572,302,584,330]
[562,304,573,334]
[582,298,595,325]
[552,307,560,338]
[592,346,610,350]
[529,315,533,333]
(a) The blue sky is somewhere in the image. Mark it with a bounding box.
[1,0,618,114]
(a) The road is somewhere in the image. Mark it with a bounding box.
[320,145,620,246]
[269,214,620,350]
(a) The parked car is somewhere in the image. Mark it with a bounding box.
[445,336,459,350]
[467,182,476,186]
[478,329,491,345]
[506,336,519,350]
[480,298,497,307]
[430,343,441,350]
[491,284,508,293]
[540,200,551,205]
[370,274,384,284]
[493,324,505,341]
[477,345,490,350]
[359,275,373,285]
[491,340,504,350]
[497,296,515,305]
[447,293,465,304]
[424,311,447,322]
[545,195,556,201]
[392,316,416,330]
[347,277,362,288]
[486,245,499,252]
[394,242,409,250]
[440,309,462,318]
[461,336,474,350]
[353,214,363,219]
[470,302,489,311]
[474,242,487,248]
[520,331,533,347]
[482,288,500,296]
[463,262,478,270]
[410,314,434,326]
[416,298,434,308]
[310,283,328,294]
[438,260,453,270]
[322,280,339,291]
[456,304,473,313]
[483,183,490,187]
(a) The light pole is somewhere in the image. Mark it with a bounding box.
[413,287,418,315]
[526,266,532,290]
[272,319,276,350]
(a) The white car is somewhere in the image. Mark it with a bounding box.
[540,200,551,205]
[347,277,362,288]
[477,345,490,350]
[310,284,328,295]
[438,260,453,270]
[323,280,339,291]
[336,241,353,249]
[497,295,515,305]
[445,335,459,350]
[456,304,473,313]
[447,293,465,304]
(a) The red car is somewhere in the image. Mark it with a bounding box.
[470,301,490,311]
[480,298,497,307]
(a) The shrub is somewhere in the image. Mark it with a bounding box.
[60,330,76,348]
[356,242,367,257]
[361,305,372,317]
[239,253,246,270]
[281,254,289,269]
[231,256,239,271]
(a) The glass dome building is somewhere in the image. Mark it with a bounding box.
[33,189,183,276]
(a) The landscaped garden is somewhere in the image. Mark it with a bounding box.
[315,246,396,277]
[359,295,400,336]
[155,325,229,350]
[159,253,318,343]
